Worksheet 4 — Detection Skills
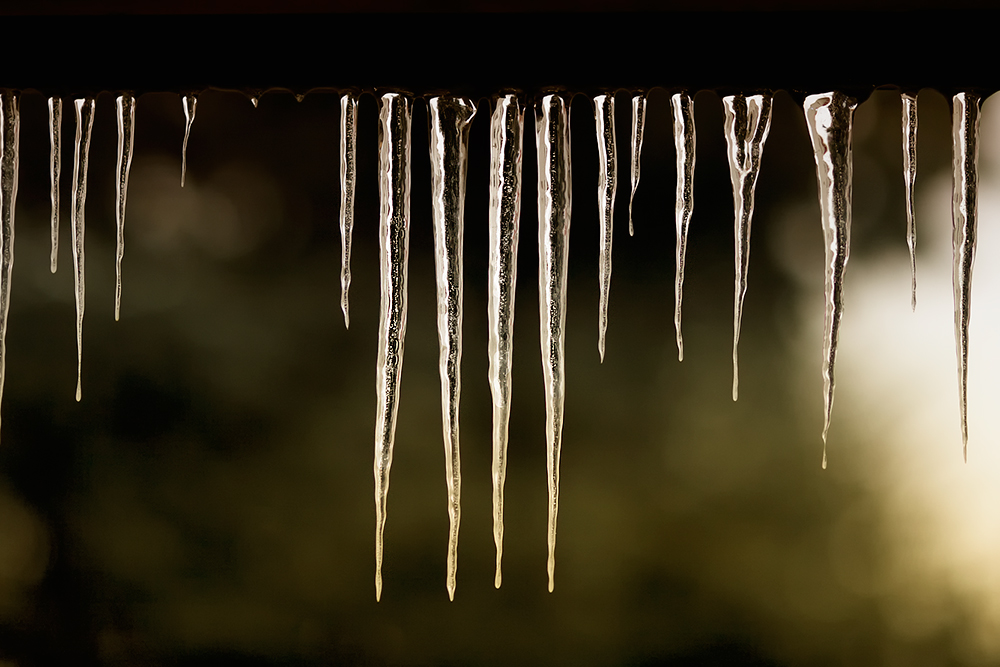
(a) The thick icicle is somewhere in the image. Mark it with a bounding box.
[671,92,695,361]
[487,93,524,590]
[0,91,19,436]
[902,92,918,311]
[180,93,196,188]
[594,93,617,362]
[339,92,358,329]
[535,92,572,593]
[428,95,476,601]
[115,94,135,322]
[950,91,981,461]
[71,97,95,403]
[803,91,857,469]
[47,97,61,274]
[373,92,412,602]
[629,93,646,237]
[723,93,773,401]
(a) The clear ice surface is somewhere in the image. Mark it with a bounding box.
[594,93,617,362]
[71,97,95,403]
[629,93,646,237]
[339,92,358,329]
[902,92,918,311]
[0,91,18,437]
[115,94,135,322]
[47,97,61,274]
[180,93,197,188]
[671,92,695,361]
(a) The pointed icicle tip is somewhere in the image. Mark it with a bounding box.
[180,93,197,188]
[671,92,695,364]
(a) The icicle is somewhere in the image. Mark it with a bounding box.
[723,93,773,401]
[71,97,94,403]
[373,92,412,602]
[428,95,476,601]
[803,91,857,469]
[115,94,135,322]
[535,92,572,593]
[339,92,358,329]
[180,93,196,188]
[0,91,19,436]
[47,97,61,274]
[629,93,645,237]
[902,92,918,311]
[594,93,617,362]
[671,92,695,362]
[950,91,981,462]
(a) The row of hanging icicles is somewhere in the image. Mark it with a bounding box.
[0,87,983,600]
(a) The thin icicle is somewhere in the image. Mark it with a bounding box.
[629,93,646,237]
[428,95,476,601]
[115,94,135,322]
[723,93,773,401]
[951,91,981,462]
[594,93,617,362]
[339,92,358,329]
[902,92,918,311]
[373,92,412,602]
[671,92,695,361]
[535,92,572,593]
[0,91,19,437]
[180,93,196,188]
[47,97,61,274]
[803,91,857,469]
[488,93,524,590]
[71,97,95,403]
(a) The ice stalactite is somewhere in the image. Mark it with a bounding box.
[115,93,135,322]
[629,92,646,238]
[0,91,18,436]
[535,92,572,593]
[594,93,617,362]
[47,97,61,274]
[180,93,197,188]
[373,92,412,602]
[671,92,695,362]
[428,95,476,601]
[487,93,524,590]
[339,92,358,329]
[902,92,918,311]
[803,91,857,469]
[71,97,95,403]
[723,93,772,401]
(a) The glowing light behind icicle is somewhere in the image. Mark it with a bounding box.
[902,92,918,311]
[71,97,94,403]
[629,92,645,237]
[339,92,358,329]
[535,92,572,593]
[47,97,61,274]
[803,91,857,469]
[180,93,197,188]
[0,91,18,438]
[723,93,772,401]
[373,92,412,602]
[114,94,135,322]
[594,93,617,362]
[428,95,476,601]
[671,92,695,362]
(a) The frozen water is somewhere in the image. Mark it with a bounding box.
[594,93,617,362]
[71,97,95,403]
[671,92,695,362]
[0,91,18,437]
[339,92,358,329]
[180,93,197,188]
[115,93,135,322]
[47,97,61,274]
[629,93,646,238]
[902,92,918,311]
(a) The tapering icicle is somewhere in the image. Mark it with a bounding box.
[115,94,135,322]
[428,95,476,601]
[180,93,197,188]
[803,91,857,469]
[373,92,413,602]
[950,91,981,462]
[594,93,617,362]
[487,93,524,590]
[671,92,695,361]
[71,97,95,403]
[47,97,61,274]
[902,92,918,311]
[339,92,358,329]
[723,93,773,401]
[629,92,646,237]
[535,92,572,593]
[0,91,19,437]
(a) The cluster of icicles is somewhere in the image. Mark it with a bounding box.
[0,87,984,600]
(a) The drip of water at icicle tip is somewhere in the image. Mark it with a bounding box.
[629,92,646,238]
[71,97,95,404]
[723,93,773,402]
[428,95,476,601]
[951,91,981,463]
[0,91,19,438]
[535,91,572,594]
[47,96,61,274]
[115,94,136,322]
[373,92,413,602]
[671,92,695,362]
[180,93,197,188]
[487,93,524,590]
[803,91,856,470]
[594,92,617,363]
[339,92,358,329]
[902,91,918,312]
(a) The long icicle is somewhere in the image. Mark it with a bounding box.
[902,91,918,311]
[594,93,617,362]
[428,95,476,601]
[180,93,197,188]
[488,93,524,590]
[535,92,572,593]
[115,93,135,322]
[803,91,857,469]
[339,92,358,329]
[0,91,19,438]
[951,91,981,462]
[71,97,95,403]
[671,92,695,361]
[47,97,61,274]
[629,92,646,237]
[373,92,412,602]
[723,93,773,401]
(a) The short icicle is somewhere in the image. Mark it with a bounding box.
[115,93,136,321]
[629,92,646,237]
[339,92,358,329]
[671,92,695,361]
[594,93,617,362]
[487,93,524,590]
[180,93,197,188]
[723,93,773,401]
[535,92,572,593]
[71,97,95,403]
[902,92,918,311]
[803,91,857,469]
[428,95,476,601]
[950,91,981,462]
[373,92,413,602]
[0,91,19,437]
[47,97,61,274]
